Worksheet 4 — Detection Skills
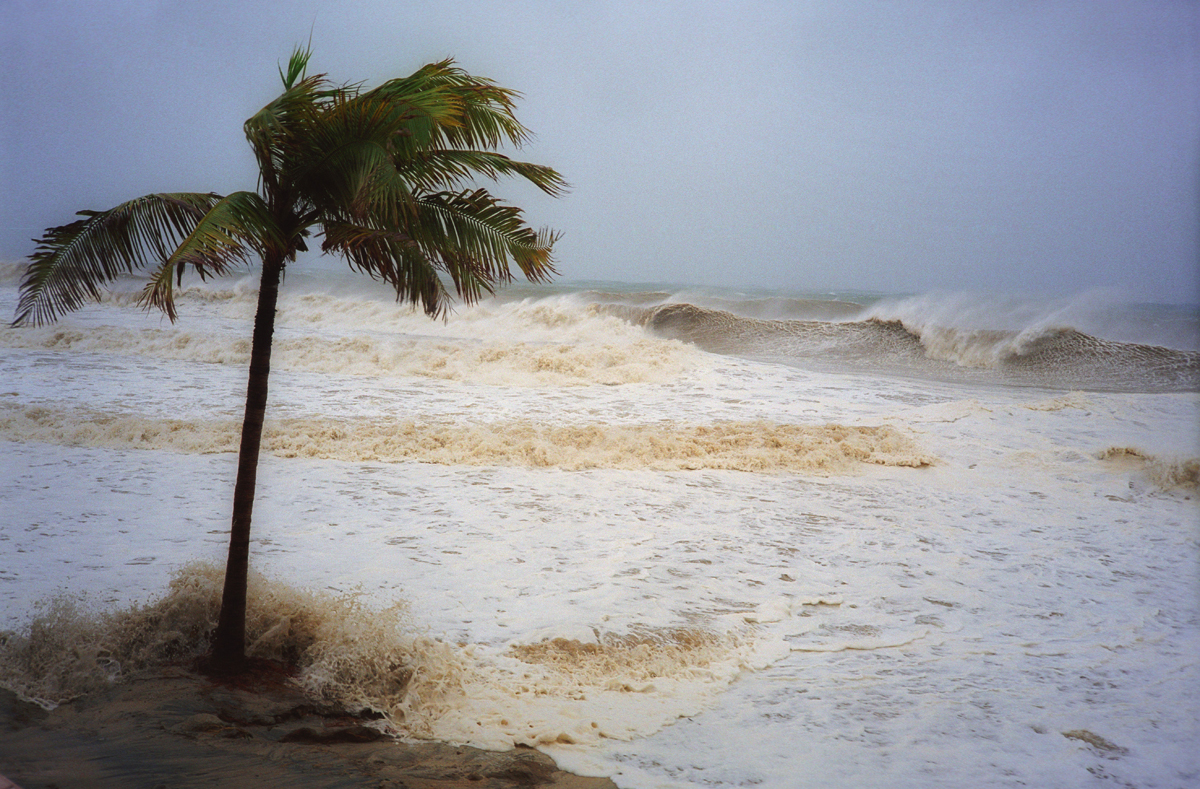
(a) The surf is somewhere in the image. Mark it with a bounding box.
[636,298,1200,393]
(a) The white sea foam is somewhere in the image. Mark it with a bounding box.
[2,274,1198,788]
[1,287,701,388]
[0,324,696,387]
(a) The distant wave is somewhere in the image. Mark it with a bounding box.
[639,302,1200,393]
[579,288,863,322]
[6,269,1196,392]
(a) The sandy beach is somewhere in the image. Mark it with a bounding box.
[0,662,615,788]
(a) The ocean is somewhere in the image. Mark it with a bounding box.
[1,260,1197,788]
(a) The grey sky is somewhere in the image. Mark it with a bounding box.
[2,0,1197,302]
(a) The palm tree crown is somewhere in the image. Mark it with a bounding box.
[14,46,564,327]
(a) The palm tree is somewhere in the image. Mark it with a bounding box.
[11,47,565,673]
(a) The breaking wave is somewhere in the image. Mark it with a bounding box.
[640,302,1200,392]
[8,271,1195,392]
[0,404,934,473]
[1098,446,1200,493]
[0,561,415,709]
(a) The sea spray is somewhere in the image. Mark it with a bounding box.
[0,562,414,709]
[863,288,1200,353]
[1098,446,1200,492]
[0,562,766,751]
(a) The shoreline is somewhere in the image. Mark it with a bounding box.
[0,663,616,788]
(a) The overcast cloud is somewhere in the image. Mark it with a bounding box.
[2,0,1197,302]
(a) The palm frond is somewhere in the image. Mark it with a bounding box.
[279,44,312,90]
[320,221,448,315]
[14,50,564,330]
[320,186,559,315]
[244,72,331,200]
[13,193,222,326]
[411,189,559,290]
[140,191,280,320]
[367,60,534,152]
[397,149,567,197]
[290,101,417,223]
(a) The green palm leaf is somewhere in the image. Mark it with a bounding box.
[375,60,532,151]
[320,221,447,314]
[398,149,567,197]
[14,192,222,326]
[411,189,558,294]
[320,188,558,314]
[141,191,282,320]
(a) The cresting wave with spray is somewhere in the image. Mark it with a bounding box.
[639,302,1200,392]
[3,262,1197,393]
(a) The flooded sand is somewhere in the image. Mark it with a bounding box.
[0,663,614,789]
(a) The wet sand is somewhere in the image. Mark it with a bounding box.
[0,663,615,788]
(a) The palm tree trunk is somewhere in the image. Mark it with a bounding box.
[210,250,285,673]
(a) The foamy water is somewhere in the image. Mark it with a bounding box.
[1,265,1197,788]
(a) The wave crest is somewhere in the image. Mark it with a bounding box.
[1098,446,1200,492]
[642,302,1200,391]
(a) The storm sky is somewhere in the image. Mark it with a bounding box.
[2,0,1197,302]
